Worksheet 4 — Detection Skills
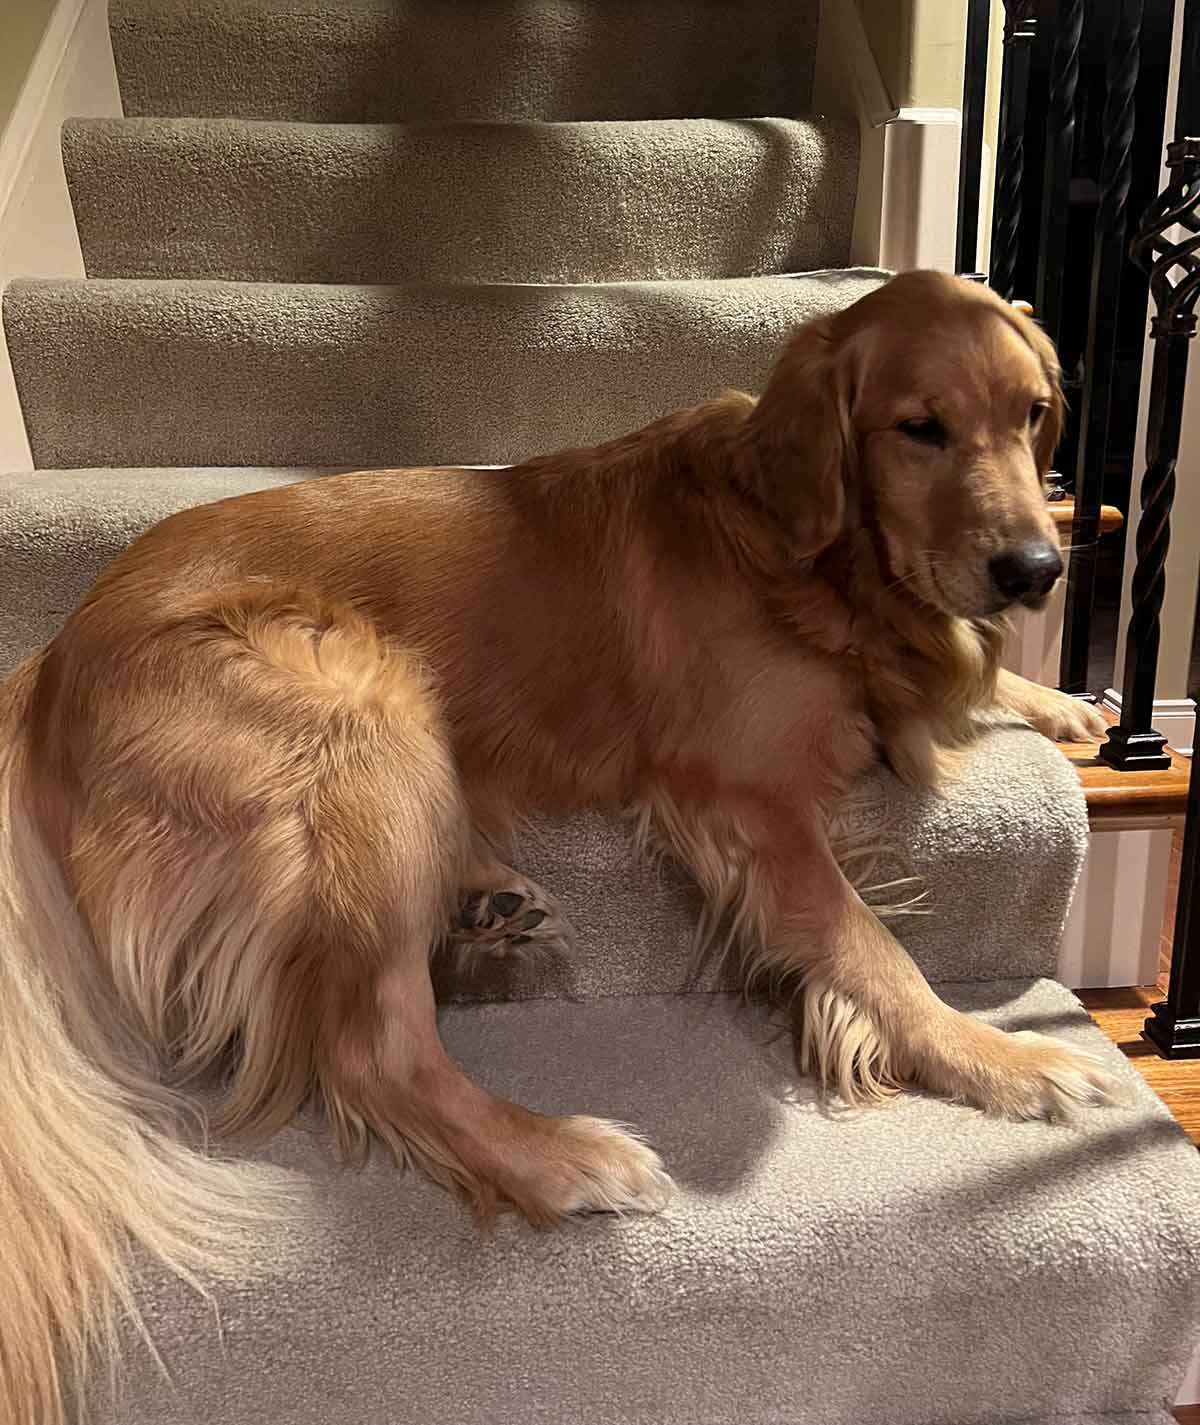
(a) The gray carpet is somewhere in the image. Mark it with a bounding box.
[88,981,1200,1425]
[4,0,1200,1417]
[64,117,860,284]
[108,0,823,123]
[3,270,887,468]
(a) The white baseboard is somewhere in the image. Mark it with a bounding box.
[1101,688,1196,757]
[1058,824,1175,989]
[0,0,121,470]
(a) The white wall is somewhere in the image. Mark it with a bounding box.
[0,0,122,470]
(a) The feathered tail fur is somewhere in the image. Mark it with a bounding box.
[0,662,302,1425]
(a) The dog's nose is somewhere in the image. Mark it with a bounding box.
[988,541,1063,600]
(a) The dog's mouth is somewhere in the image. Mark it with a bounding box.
[924,561,988,620]
[1018,588,1053,612]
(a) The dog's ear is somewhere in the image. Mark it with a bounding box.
[1013,308,1065,476]
[738,315,854,559]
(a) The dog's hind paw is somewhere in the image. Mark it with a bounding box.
[452,878,573,964]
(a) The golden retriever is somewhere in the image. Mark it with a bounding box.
[0,269,1114,1424]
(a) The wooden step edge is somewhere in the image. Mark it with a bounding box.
[1048,499,1123,538]
[1057,707,1190,822]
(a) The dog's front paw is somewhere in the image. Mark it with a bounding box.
[1020,686,1107,742]
[918,1017,1127,1120]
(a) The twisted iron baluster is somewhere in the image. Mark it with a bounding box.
[990,1,1037,299]
[1099,142,1200,771]
[1035,0,1084,347]
[1140,0,1200,1059]
[1059,0,1144,693]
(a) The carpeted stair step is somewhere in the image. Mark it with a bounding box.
[108,0,822,123]
[2,270,886,469]
[63,116,859,284]
[90,978,1200,1425]
[0,464,1088,993]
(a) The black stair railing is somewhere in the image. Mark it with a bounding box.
[956,0,993,278]
[959,0,1200,1057]
[1059,0,1144,695]
[961,0,1181,725]
[990,2,1039,301]
[1100,0,1200,772]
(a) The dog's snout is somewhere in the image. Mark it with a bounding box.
[988,541,1063,601]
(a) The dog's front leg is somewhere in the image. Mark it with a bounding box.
[994,667,1107,741]
[652,792,1118,1118]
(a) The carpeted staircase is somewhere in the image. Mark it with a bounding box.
[3,2,1200,1422]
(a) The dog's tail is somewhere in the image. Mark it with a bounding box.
[0,661,302,1425]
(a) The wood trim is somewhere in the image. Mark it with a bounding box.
[0,0,89,227]
[1058,708,1190,821]
[1048,500,1123,538]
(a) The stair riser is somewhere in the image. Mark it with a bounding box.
[3,272,885,469]
[63,117,858,285]
[109,0,820,122]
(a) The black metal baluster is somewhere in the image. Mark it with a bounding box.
[957,0,991,277]
[991,1,1038,299]
[1099,0,1200,771]
[1035,0,1085,348]
[1146,678,1200,1054]
[1059,0,1145,694]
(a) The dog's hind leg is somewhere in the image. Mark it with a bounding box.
[60,584,670,1223]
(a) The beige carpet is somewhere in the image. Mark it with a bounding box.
[3,269,886,468]
[63,116,860,284]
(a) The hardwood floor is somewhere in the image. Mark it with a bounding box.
[1076,984,1200,1145]
[1175,1407,1200,1423]
[1076,834,1200,1146]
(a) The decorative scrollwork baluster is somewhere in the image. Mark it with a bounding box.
[1099,136,1200,771]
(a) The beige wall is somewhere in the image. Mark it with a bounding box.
[858,0,967,109]
[0,0,58,138]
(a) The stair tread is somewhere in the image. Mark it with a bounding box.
[87,978,1200,1424]
[1060,708,1191,821]
[108,0,822,123]
[63,115,858,284]
[2,270,887,469]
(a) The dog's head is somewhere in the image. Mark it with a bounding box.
[742,270,1065,619]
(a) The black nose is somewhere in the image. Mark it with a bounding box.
[988,541,1063,600]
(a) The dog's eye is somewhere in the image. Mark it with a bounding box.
[896,417,945,447]
[1030,403,1049,426]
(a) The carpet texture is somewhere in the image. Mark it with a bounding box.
[108,0,823,123]
[3,270,887,468]
[63,116,860,284]
[87,980,1200,1425]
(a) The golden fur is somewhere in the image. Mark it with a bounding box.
[0,271,1115,1423]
